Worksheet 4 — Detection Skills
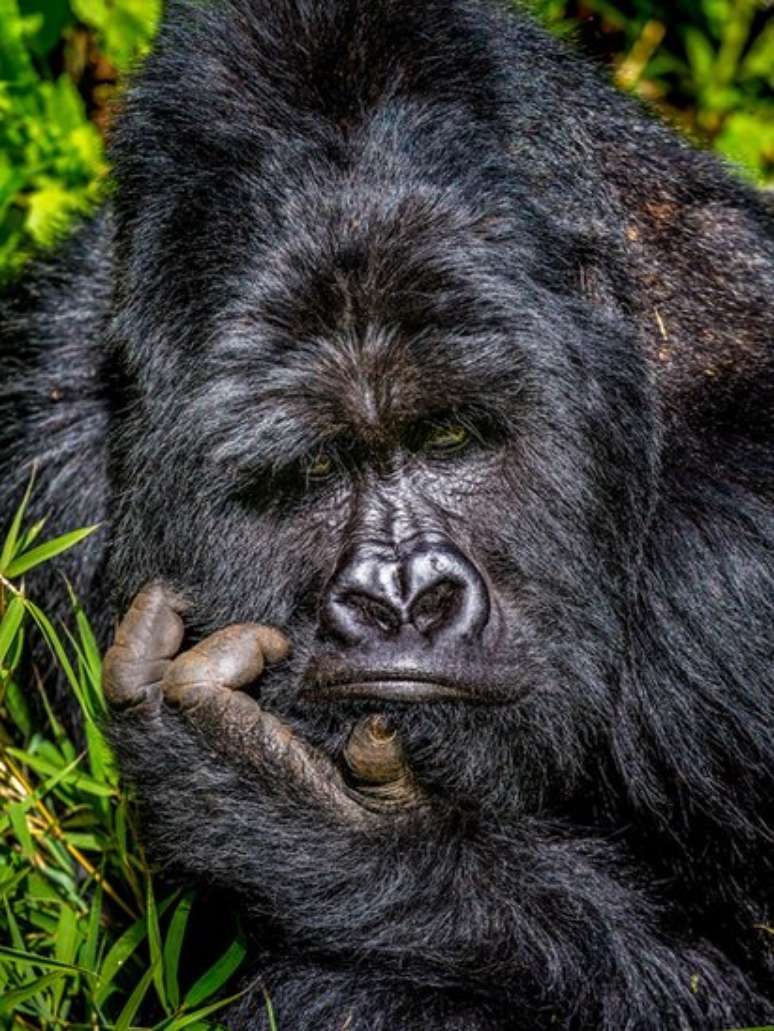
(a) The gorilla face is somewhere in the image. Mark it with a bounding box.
[107,183,653,817]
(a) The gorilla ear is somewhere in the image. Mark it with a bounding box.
[619,165,774,436]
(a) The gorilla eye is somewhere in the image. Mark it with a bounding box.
[423,424,471,455]
[306,450,335,480]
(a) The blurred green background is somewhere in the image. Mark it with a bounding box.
[0,0,772,282]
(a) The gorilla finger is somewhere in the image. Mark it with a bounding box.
[162,624,289,709]
[103,585,185,708]
[102,654,168,710]
[242,708,374,822]
[112,582,186,662]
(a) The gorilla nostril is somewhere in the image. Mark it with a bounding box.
[410,579,459,635]
[321,538,490,646]
[343,592,401,634]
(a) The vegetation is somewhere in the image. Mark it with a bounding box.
[0,484,259,1029]
[0,0,158,281]
[532,0,774,180]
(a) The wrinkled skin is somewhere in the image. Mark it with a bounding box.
[102,582,424,817]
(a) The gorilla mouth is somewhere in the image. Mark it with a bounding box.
[302,668,500,703]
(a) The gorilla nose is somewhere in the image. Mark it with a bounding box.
[321,536,490,645]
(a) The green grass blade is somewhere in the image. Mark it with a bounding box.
[161,989,247,1030]
[52,904,80,1011]
[79,884,103,974]
[23,599,81,697]
[96,894,175,1005]
[264,989,279,1031]
[0,472,36,571]
[182,936,247,1009]
[4,898,25,950]
[0,594,25,668]
[163,892,193,1011]
[8,802,35,860]
[0,971,67,1014]
[146,877,169,1013]
[17,517,48,553]
[6,748,116,798]
[5,524,100,579]
[114,962,156,1031]
[0,946,88,974]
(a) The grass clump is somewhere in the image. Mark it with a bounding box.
[0,484,250,1030]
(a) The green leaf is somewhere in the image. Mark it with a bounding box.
[4,676,32,738]
[8,802,35,860]
[163,892,193,1011]
[0,593,25,667]
[183,936,247,1009]
[79,884,103,973]
[264,989,279,1031]
[4,523,100,578]
[4,897,26,951]
[96,893,175,1005]
[0,471,35,570]
[114,962,156,1031]
[6,747,116,798]
[0,970,66,1014]
[684,26,716,87]
[23,598,82,700]
[54,903,79,964]
[147,876,169,1013]
[52,903,80,1009]
[162,990,248,1031]
[0,945,88,974]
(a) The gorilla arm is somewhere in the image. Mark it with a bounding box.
[102,586,757,1020]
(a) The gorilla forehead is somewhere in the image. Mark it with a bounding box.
[198,320,525,470]
[183,193,540,466]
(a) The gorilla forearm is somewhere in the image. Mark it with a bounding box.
[111,704,764,1026]
[102,586,767,1023]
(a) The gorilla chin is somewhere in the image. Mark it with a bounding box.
[2,0,774,1027]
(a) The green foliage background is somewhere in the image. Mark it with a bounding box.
[532,0,774,179]
[0,0,159,281]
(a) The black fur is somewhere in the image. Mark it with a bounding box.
[2,1,774,1027]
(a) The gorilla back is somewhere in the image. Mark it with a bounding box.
[2,1,774,1028]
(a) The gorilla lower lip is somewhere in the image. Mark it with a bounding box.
[309,679,471,702]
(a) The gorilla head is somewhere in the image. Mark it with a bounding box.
[4,0,774,1027]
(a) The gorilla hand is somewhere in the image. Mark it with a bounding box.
[102,583,424,818]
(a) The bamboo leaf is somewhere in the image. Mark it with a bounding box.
[0,472,35,571]
[5,524,100,578]
[8,802,35,860]
[147,876,169,1013]
[163,892,193,1011]
[96,894,175,1005]
[0,971,67,1014]
[6,748,116,798]
[114,962,156,1031]
[183,936,246,1009]
[0,594,25,668]
[0,945,88,974]
[161,989,247,1030]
